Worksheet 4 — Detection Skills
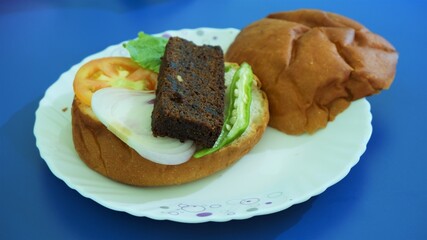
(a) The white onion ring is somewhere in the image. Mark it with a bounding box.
[92,87,196,165]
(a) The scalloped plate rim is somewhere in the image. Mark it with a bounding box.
[34,27,372,223]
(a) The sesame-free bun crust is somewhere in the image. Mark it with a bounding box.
[72,69,269,187]
[225,9,398,135]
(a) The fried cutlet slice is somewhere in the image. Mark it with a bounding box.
[151,37,225,148]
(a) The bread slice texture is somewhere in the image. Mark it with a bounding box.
[71,63,269,186]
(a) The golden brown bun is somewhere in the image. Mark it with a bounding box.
[72,69,269,186]
[225,9,398,135]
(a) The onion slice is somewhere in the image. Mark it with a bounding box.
[91,87,196,165]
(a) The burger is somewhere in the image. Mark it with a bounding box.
[71,33,269,186]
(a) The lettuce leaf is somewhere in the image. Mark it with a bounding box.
[123,32,168,73]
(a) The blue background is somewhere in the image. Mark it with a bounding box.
[1,0,426,239]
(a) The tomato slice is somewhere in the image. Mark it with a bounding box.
[73,57,157,106]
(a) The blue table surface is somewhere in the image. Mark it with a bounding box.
[1,0,426,239]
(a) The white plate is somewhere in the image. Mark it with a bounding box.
[34,28,372,223]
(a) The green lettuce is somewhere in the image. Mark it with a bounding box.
[123,32,168,73]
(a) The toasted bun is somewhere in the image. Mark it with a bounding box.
[225,9,398,135]
[72,65,269,186]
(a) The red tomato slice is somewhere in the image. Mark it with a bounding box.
[73,57,157,106]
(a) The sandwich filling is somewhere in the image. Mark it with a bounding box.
[90,62,254,165]
[81,33,254,165]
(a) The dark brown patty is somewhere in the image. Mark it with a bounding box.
[152,37,225,148]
